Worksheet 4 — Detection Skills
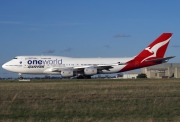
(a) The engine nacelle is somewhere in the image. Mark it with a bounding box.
[84,67,97,75]
[61,69,74,77]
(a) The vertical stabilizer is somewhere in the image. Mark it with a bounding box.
[134,33,172,63]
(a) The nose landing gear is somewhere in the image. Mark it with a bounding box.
[18,73,23,79]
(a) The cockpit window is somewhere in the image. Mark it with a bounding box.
[13,58,17,59]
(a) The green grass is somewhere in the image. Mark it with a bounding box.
[0,79,180,122]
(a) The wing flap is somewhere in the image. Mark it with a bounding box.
[51,63,123,72]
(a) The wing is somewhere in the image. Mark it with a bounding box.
[51,62,126,72]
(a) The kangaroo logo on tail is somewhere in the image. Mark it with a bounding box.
[119,33,174,73]
[141,37,171,63]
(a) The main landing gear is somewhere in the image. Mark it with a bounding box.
[77,75,91,79]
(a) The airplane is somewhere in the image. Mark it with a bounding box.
[2,33,175,79]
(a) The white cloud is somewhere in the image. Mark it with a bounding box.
[43,49,55,54]
[103,45,111,49]
[0,21,22,24]
[60,48,72,53]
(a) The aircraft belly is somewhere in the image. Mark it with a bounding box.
[21,68,45,74]
[101,65,126,73]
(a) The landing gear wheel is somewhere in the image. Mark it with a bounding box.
[19,76,23,79]
[85,76,91,79]
[18,73,23,79]
[77,75,84,79]
[77,75,91,79]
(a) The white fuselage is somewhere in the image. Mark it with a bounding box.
[2,56,133,75]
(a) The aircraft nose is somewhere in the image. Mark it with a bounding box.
[2,63,7,70]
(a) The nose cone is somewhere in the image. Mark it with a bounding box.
[2,63,7,70]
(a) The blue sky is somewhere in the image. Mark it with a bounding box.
[1,0,180,77]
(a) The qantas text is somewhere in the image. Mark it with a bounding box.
[28,66,45,68]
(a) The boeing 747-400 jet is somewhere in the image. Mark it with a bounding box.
[2,33,175,79]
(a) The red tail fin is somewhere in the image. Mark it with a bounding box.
[120,33,173,72]
[134,33,172,63]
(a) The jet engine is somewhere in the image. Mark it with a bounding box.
[61,69,74,77]
[84,67,97,75]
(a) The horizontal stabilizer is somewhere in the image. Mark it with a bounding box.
[145,56,175,62]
